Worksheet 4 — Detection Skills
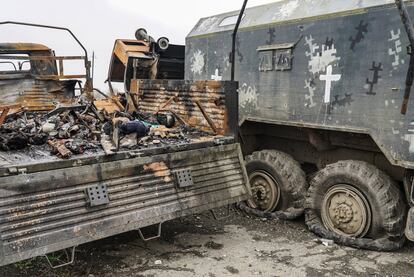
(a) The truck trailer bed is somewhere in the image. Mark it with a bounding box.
[0,80,250,267]
[0,133,224,168]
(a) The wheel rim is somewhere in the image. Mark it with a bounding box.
[247,170,280,212]
[321,184,372,237]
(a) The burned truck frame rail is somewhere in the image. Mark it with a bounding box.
[0,80,250,267]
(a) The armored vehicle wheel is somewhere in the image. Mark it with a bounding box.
[245,150,307,215]
[305,160,406,250]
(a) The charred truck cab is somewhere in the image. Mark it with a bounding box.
[0,23,250,267]
[0,43,81,111]
[186,0,414,250]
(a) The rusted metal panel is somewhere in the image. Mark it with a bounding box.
[0,43,51,53]
[107,35,185,86]
[137,80,239,136]
[0,23,93,108]
[113,39,151,66]
[0,78,76,111]
[0,41,87,111]
[108,39,153,83]
[0,104,21,126]
[0,143,249,266]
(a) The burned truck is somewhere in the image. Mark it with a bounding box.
[0,22,250,267]
[186,0,414,250]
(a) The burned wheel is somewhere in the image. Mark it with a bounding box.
[247,170,280,211]
[245,150,307,216]
[321,184,371,237]
[306,160,406,248]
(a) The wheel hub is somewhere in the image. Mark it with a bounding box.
[247,171,280,212]
[253,185,268,202]
[332,203,353,224]
[321,185,371,237]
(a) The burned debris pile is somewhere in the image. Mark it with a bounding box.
[0,31,219,161]
[0,101,212,159]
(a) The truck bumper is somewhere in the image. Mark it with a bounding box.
[0,143,250,267]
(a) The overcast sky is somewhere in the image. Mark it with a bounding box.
[1,0,276,90]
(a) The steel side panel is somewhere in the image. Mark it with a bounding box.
[0,143,250,266]
[185,3,414,169]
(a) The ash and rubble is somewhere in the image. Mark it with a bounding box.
[0,101,212,159]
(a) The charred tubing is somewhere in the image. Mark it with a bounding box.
[231,0,248,81]
[395,0,414,114]
[236,202,303,220]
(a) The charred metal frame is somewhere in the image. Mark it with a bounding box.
[0,79,248,267]
[0,21,92,85]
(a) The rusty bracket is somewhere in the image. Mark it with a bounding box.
[93,88,125,111]
[44,246,76,269]
[154,94,178,114]
[169,110,189,126]
[47,140,72,159]
[71,111,94,132]
[137,222,163,241]
[89,104,106,122]
[194,100,218,134]
[0,104,22,126]
[126,92,138,112]
[46,105,86,117]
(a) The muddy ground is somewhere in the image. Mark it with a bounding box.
[2,208,414,277]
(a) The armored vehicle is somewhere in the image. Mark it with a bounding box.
[0,22,250,266]
[186,0,414,250]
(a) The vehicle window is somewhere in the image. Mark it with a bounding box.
[219,14,245,27]
[258,51,273,72]
[0,62,17,72]
[19,60,31,71]
[0,54,31,73]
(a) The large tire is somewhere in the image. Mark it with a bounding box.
[305,160,406,250]
[245,150,308,216]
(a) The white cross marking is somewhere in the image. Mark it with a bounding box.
[319,65,341,103]
[211,69,222,81]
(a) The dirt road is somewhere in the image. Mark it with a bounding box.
[2,209,414,277]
